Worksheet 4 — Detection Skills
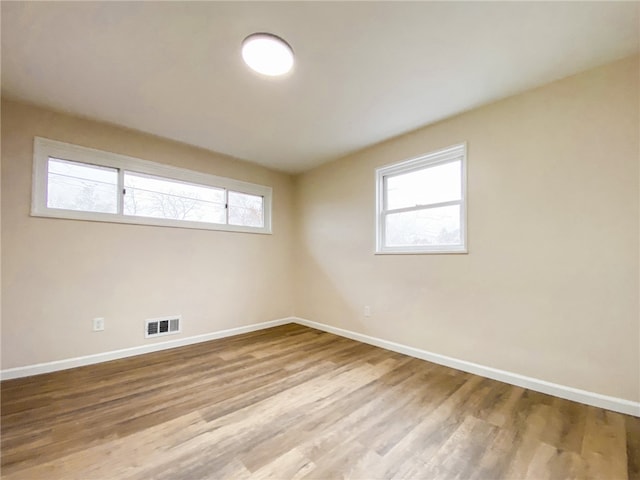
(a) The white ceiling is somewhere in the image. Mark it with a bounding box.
[2,2,638,174]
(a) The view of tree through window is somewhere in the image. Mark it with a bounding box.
[228,191,264,228]
[47,158,118,213]
[43,153,268,232]
[385,160,462,247]
[385,205,461,246]
[123,172,226,224]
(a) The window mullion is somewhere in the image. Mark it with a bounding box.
[117,169,125,215]
[224,189,229,225]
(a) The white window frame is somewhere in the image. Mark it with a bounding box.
[375,143,467,254]
[32,137,272,234]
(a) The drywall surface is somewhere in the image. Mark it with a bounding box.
[294,56,640,402]
[1,99,295,368]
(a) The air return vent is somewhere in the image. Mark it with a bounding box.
[145,316,181,338]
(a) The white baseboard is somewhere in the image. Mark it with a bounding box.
[0,317,293,381]
[3,315,638,417]
[292,317,640,417]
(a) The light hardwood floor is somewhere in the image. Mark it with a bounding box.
[1,324,638,479]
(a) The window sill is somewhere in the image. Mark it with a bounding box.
[31,208,272,235]
[375,247,468,255]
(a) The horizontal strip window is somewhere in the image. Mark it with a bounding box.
[32,137,272,234]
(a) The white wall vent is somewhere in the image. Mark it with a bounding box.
[145,315,181,339]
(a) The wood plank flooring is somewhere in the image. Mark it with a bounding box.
[1,324,638,479]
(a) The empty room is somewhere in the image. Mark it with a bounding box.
[1,1,639,479]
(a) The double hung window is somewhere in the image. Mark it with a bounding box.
[376,143,467,254]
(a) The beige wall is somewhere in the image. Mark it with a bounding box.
[294,56,640,402]
[2,56,638,403]
[1,99,295,369]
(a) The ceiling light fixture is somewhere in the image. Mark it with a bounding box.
[241,33,294,77]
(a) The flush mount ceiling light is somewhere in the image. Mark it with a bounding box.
[241,33,294,77]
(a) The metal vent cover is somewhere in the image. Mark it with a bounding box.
[145,316,181,338]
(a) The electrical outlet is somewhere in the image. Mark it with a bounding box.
[93,317,105,331]
[364,306,371,317]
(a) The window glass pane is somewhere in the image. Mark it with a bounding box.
[123,172,226,223]
[385,205,461,247]
[228,191,264,227]
[47,158,118,213]
[386,160,461,210]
